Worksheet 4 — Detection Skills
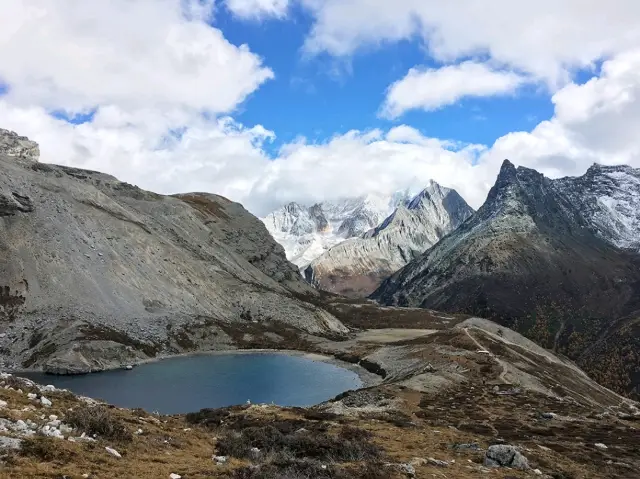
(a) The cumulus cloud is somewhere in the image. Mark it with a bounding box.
[248,128,493,215]
[382,62,526,118]
[250,49,640,214]
[1,1,640,222]
[4,49,640,218]
[301,0,640,84]
[0,101,274,203]
[224,0,290,19]
[0,0,273,113]
[488,50,640,175]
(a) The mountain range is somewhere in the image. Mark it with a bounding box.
[261,191,415,269]
[373,160,640,398]
[303,181,474,296]
[3,125,640,400]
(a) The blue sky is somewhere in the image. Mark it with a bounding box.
[214,5,553,156]
[0,1,638,215]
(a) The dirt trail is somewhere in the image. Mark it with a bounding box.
[463,327,509,384]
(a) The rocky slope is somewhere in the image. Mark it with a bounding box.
[0,129,348,375]
[373,160,640,398]
[556,163,640,251]
[304,181,473,296]
[261,191,413,268]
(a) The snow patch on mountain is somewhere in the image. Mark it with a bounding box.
[261,191,416,268]
[303,181,474,296]
[554,164,640,251]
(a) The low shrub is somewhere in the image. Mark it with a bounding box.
[20,437,75,463]
[217,424,381,463]
[65,405,132,442]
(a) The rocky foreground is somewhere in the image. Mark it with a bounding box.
[0,302,639,479]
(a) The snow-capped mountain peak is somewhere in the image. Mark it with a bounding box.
[261,190,414,268]
[302,182,474,296]
[555,163,640,251]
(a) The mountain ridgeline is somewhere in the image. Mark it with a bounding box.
[373,160,640,398]
[261,191,414,269]
[304,181,474,296]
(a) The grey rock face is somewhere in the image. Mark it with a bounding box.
[484,445,529,469]
[0,129,40,162]
[0,129,346,374]
[305,181,473,297]
[555,164,640,251]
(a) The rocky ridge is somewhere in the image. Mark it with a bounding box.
[304,181,473,296]
[0,129,347,375]
[555,163,640,251]
[373,160,640,398]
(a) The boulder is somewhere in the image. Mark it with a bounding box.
[484,444,529,470]
[0,436,22,450]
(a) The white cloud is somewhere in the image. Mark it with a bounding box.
[0,101,273,203]
[382,62,526,118]
[224,0,289,19]
[488,49,640,175]
[0,0,273,113]
[301,0,640,84]
[4,44,640,220]
[248,128,494,214]
[1,1,640,224]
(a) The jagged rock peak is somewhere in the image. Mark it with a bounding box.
[0,129,40,162]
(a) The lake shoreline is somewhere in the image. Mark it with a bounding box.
[11,348,382,389]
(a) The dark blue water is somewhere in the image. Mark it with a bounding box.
[23,353,362,414]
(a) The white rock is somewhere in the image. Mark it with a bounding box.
[40,396,52,407]
[42,385,56,392]
[82,475,89,478]
[0,436,22,450]
[105,446,122,458]
[13,420,28,432]
[595,443,608,450]
[534,469,543,476]
[49,415,58,421]
[170,474,181,479]
[27,393,37,400]
[213,455,227,464]
[0,400,7,408]
[135,428,143,435]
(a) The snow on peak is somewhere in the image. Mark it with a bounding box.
[556,164,640,251]
[261,190,414,268]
